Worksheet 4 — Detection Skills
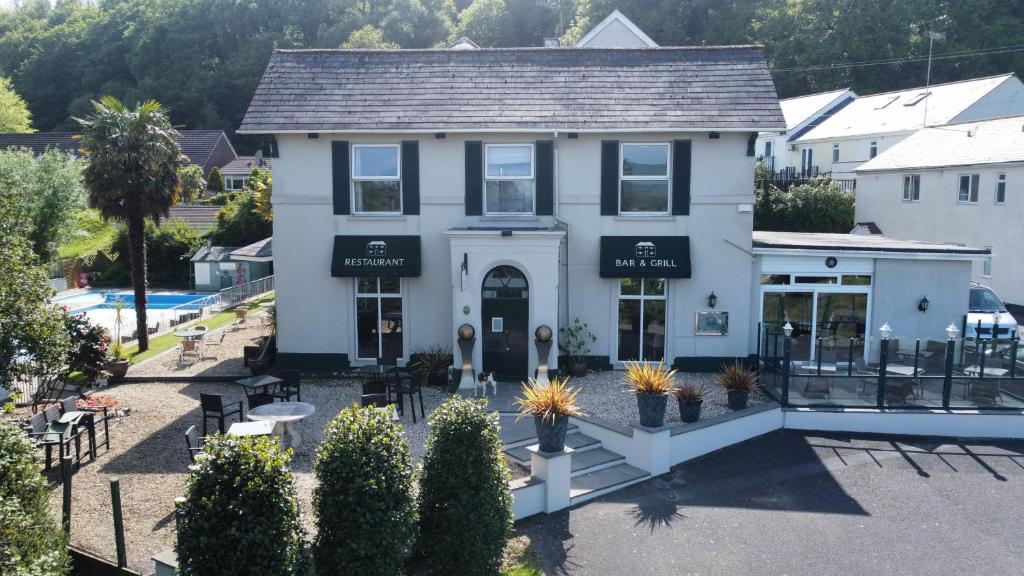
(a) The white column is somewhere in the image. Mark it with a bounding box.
[528,445,574,513]
[628,424,672,476]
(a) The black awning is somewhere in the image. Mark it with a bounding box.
[331,235,421,277]
[599,236,691,278]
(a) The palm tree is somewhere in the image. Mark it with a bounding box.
[76,97,184,351]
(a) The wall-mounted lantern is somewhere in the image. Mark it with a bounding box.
[707,292,718,309]
[918,296,930,313]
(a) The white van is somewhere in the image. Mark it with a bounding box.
[965,282,1019,340]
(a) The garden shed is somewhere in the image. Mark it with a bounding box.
[191,238,272,291]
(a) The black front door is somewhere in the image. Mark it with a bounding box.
[481,266,529,381]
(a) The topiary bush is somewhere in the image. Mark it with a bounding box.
[313,404,416,576]
[175,435,304,576]
[412,396,513,575]
[0,421,70,576]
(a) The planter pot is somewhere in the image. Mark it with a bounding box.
[636,392,669,427]
[727,389,750,411]
[569,361,588,377]
[105,360,129,381]
[428,369,449,388]
[677,399,703,423]
[534,414,570,452]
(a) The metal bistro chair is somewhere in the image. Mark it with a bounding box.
[246,390,275,411]
[180,339,201,364]
[200,393,244,436]
[184,425,206,464]
[203,332,226,360]
[271,369,302,402]
[25,412,76,470]
[390,369,426,423]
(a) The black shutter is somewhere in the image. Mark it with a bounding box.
[600,140,619,215]
[672,139,692,216]
[465,141,483,216]
[331,141,350,215]
[535,140,554,215]
[401,140,420,215]
[746,132,757,157]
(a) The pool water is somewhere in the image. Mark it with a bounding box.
[52,290,220,341]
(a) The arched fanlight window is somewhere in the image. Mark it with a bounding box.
[482,266,528,299]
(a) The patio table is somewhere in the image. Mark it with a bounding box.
[235,374,283,395]
[884,364,925,376]
[962,365,1009,377]
[174,327,207,340]
[227,420,277,438]
[247,401,316,448]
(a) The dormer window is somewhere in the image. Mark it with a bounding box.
[904,91,931,106]
[875,95,899,110]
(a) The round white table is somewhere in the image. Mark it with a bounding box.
[247,402,315,449]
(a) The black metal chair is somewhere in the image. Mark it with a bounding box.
[271,369,302,402]
[246,391,274,411]
[390,370,426,423]
[25,411,77,470]
[200,393,243,436]
[184,425,206,464]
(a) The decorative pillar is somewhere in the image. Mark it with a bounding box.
[534,325,553,384]
[529,445,574,513]
[457,323,476,390]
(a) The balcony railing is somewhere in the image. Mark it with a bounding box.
[757,322,1024,411]
[213,274,274,312]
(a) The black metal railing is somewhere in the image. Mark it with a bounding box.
[756,322,1024,411]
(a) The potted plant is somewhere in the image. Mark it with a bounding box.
[674,382,707,423]
[625,361,676,428]
[717,361,758,410]
[559,317,596,377]
[412,344,454,387]
[105,300,130,380]
[514,377,583,452]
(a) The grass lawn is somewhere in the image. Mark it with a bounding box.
[502,538,545,576]
[124,292,275,364]
[59,208,118,259]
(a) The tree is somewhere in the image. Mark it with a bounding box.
[342,24,399,49]
[0,147,85,262]
[98,219,203,288]
[207,191,273,247]
[0,75,33,133]
[0,422,70,576]
[76,96,185,352]
[246,167,273,221]
[754,178,855,233]
[177,164,206,204]
[0,194,70,390]
[207,166,225,193]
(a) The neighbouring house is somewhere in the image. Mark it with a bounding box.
[574,9,658,48]
[238,18,985,377]
[755,88,856,175]
[219,152,271,191]
[791,74,1024,179]
[167,206,221,233]
[855,115,1024,307]
[0,129,239,177]
[190,238,272,291]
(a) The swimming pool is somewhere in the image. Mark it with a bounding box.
[70,292,220,312]
[52,290,221,341]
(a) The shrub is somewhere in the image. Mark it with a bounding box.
[624,361,677,395]
[175,435,304,576]
[0,422,70,576]
[63,310,109,382]
[716,361,758,391]
[411,344,453,386]
[95,219,202,287]
[754,178,854,233]
[673,382,708,405]
[412,396,513,575]
[314,404,416,576]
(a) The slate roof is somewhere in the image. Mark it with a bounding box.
[168,206,221,231]
[752,231,988,255]
[795,74,1020,142]
[239,47,785,133]
[857,115,1024,172]
[230,238,272,261]
[0,130,235,165]
[191,245,239,263]
[220,156,272,175]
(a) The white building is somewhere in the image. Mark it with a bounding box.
[574,9,658,48]
[755,88,855,174]
[793,74,1024,179]
[855,115,1024,307]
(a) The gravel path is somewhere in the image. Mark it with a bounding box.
[47,379,451,575]
[568,370,772,429]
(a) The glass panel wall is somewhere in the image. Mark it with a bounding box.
[617,278,666,362]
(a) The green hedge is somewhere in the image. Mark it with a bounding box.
[175,435,304,575]
[314,404,416,575]
[0,422,69,576]
[412,396,513,575]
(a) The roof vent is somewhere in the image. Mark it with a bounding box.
[875,95,899,110]
[543,37,560,48]
[449,37,480,50]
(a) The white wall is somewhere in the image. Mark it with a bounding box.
[576,19,651,48]
[797,132,909,179]
[856,166,1024,304]
[272,130,757,369]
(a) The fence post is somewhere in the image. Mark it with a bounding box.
[782,337,791,406]
[1011,339,1019,380]
[61,455,72,534]
[111,479,128,568]
[878,338,889,409]
[943,338,955,409]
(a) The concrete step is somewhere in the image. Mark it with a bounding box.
[570,447,625,477]
[503,431,598,465]
[570,463,649,506]
[500,416,578,450]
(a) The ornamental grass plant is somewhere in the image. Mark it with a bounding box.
[514,377,584,423]
[673,382,708,405]
[624,361,678,395]
[716,361,759,391]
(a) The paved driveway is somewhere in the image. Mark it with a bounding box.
[518,430,1024,576]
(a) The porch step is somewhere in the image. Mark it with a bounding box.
[570,463,649,506]
[503,432,600,466]
[570,447,625,476]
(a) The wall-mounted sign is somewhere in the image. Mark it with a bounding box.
[331,235,421,277]
[463,305,471,316]
[695,311,728,336]
[599,236,691,278]
[825,256,838,268]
